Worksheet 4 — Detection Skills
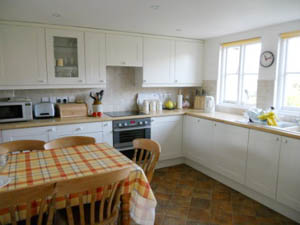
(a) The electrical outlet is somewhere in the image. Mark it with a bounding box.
[41,97,49,103]
[68,96,76,103]
[56,96,68,104]
[50,97,56,103]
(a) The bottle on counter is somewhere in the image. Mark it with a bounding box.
[150,100,157,112]
[177,89,183,109]
[143,100,150,114]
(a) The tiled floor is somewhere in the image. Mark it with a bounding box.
[148,164,299,225]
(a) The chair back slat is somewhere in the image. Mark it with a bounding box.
[133,139,161,182]
[0,183,56,225]
[44,136,96,150]
[0,140,45,153]
[55,168,130,225]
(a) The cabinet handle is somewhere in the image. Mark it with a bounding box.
[99,80,104,83]
[121,61,126,65]
[38,80,45,83]
[197,120,200,123]
[276,137,280,141]
[151,119,154,122]
[47,128,55,132]
[214,123,217,126]
[76,127,83,131]
[78,80,83,82]
[103,123,108,127]
[143,80,147,83]
[284,139,288,144]
[175,80,178,83]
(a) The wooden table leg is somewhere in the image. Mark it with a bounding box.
[121,193,131,225]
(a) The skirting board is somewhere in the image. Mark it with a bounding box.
[155,157,184,169]
[185,158,300,223]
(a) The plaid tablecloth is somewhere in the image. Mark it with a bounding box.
[0,143,156,225]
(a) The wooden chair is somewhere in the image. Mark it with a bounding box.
[133,138,161,182]
[0,183,56,225]
[44,136,96,150]
[0,140,46,154]
[55,168,130,225]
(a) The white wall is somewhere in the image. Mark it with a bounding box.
[204,19,300,81]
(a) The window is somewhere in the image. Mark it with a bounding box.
[219,38,261,106]
[277,31,300,112]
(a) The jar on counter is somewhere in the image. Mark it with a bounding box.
[143,100,150,114]
[150,100,157,112]
[157,100,163,112]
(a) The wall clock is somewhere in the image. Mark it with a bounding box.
[260,51,274,67]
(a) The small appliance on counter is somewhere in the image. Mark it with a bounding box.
[34,103,55,118]
[204,96,215,113]
[0,101,33,123]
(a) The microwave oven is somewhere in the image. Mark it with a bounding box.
[0,101,33,123]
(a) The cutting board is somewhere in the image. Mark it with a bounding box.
[57,103,88,118]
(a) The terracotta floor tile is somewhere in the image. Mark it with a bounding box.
[165,204,189,219]
[163,215,186,225]
[190,198,211,210]
[188,208,211,223]
[152,165,298,225]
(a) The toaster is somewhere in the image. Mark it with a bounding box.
[34,103,55,118]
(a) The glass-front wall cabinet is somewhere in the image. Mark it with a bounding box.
[46,29,85,84]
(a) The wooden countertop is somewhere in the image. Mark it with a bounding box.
[0,109,299,140]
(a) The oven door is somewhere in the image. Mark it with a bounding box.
[0,103,26,123]
[113,126,151,151]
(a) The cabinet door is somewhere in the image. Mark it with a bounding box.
[85,32,106,85]
[2,127,53,142]
[106,34,142,67]
[102,121,113,146]
[49,131,103,143]
[277,137,300,212]
[143,37,175,85]
[0,24,47,85]
[246,130,281,199]
[46,28,85,84]
[175,41,203,85]
[151,116,182,160]
[213,122,249,184]
[183,116,214,169]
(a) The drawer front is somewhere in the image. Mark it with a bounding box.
[2,126,55,137]
[151,115,182,125]
[55,122,102,134]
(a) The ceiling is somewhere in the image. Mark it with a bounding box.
[1,0,300,39]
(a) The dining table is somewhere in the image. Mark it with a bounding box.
[0,142,157,225]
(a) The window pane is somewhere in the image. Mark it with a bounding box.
[284,74,300,107]
[244,43,261,73]
[286,37,300,73]
[226,47,240,74]
[242,74,258,105]
[224,74,238,102]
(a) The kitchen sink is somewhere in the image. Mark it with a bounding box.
[283,126,300,133]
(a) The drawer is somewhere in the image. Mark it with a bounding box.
[151,115,182,124]
[2,126,55,137]
[55,122,103,134]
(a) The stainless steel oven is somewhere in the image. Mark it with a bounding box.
[113,118,151,158]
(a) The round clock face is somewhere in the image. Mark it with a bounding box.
[260,51,274,67]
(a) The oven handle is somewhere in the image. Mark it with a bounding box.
[113,126,151,132]
[116,146,135,151]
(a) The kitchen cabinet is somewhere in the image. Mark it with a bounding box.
[174,41,203,86]
[277,137,300,212]
[183,116,214,168]
[0,24,47,86]
[85,32,106,85]
[46,28,85,84]
[212,122,249,184]
[246,130,281,199]
[2,126,54,142]
[143,37,175,85]
[106,34,142,67]
[49,122,112,144]
[151,116,182,160]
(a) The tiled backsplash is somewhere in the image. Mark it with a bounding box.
[0,67,195,112]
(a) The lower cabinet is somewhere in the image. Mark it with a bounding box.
[246,130,281,199]
[151,116,183,161]
[212,122,249,184]
[277,137,300,212]
[2,121,113,146]
[183,116,214,168]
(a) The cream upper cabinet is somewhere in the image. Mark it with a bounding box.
[46,28,85,84]
[0,24,47,86]
[246,130,281,199]
[212,122,249,184]
[143,37,175,85]
[277,137,300,212]
[85,32,106,85]
[174,40,203,86]
[106,34,142,67]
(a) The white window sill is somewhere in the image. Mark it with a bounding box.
[276,109,300,117]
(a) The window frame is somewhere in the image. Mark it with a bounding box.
[218,41,261,107]
[276,36,300,113]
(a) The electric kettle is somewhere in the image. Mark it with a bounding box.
[205,96,215,113]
